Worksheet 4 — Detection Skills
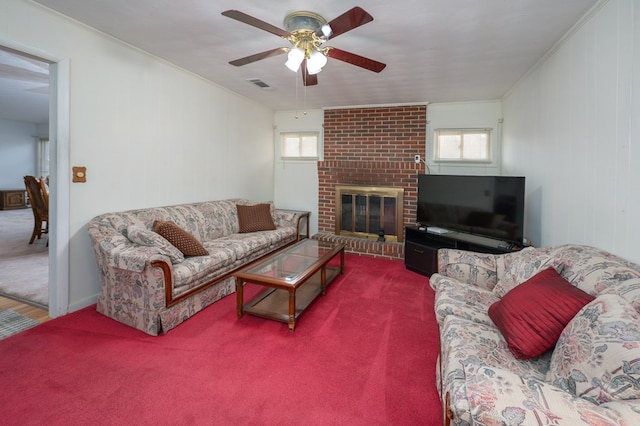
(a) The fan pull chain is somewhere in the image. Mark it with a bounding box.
[303,73,308,116]
[295,67,299,119]
[295,64,308,119]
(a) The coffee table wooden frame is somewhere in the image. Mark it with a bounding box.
[233,239,345,331]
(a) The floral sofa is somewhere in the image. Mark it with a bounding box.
[88,199,304,335]
[431,244,640,425]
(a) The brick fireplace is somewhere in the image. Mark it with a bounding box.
[313,105,427,259]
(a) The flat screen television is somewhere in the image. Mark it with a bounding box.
[417,174,525,246]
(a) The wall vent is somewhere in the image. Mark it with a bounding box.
[247,78,271,89]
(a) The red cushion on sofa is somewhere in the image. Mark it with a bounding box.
[488,267,595,359]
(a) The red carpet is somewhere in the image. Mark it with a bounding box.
[0,254,441,425]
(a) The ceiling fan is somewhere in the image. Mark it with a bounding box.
[221,7,386,86]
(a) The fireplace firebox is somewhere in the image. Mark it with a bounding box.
[335,185,404,242]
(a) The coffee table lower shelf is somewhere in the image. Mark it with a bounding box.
[241,266,341,329]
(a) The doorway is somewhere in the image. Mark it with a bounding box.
[0,48,49,308]
[0,40,70,318]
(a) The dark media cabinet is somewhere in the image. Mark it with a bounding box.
[404,225,520,277]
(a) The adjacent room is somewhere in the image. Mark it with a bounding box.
[1,0,639,424]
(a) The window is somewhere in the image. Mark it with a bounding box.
[280,132,319,160]
[38,138,50,178]
[434,129,490,162]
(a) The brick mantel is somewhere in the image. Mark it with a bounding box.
[316,105,427,258]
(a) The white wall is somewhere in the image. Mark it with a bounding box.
[426,100,503,175]
[273,103,505,236]
[502,0,640,263]
[0,119,38,188]
[1,0,275,311]
[273,110,322,236]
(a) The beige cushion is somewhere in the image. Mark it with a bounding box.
[126,225,185,264]
[547,293,640,404]
[493,248,560,297]
[153,221,208,256]
[463,363,627,424]
[236,203,276,233]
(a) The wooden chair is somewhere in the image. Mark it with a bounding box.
[39,176,49,208]
[24,175,49,244]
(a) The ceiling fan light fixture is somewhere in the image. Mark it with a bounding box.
[223,7,385,86]
[285,48,305,72]
[284,11,326,33]
[321,24,332,38]
[307,49,327,74]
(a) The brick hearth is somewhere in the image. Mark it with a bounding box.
[313,232,404,260]
[314,105,427,260]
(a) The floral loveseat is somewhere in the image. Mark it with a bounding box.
[431,244,640,425]
[88,199,304,335]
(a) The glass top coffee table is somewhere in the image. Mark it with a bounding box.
[233,239,345,331]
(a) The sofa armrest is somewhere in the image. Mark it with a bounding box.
[109,245,173,272]
[275,209,310,239]
[436,248,499,290]
[457,364,627,425]
[88,220,175,273]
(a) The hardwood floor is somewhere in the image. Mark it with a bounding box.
[0,295,51,323]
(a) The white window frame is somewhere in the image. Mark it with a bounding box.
[434,129,491,163]
[279,131,320,161]
[38,137,50,178]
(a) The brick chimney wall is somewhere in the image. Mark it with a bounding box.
[318,105,427,240]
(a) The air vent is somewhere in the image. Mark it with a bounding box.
[247,78,271,89]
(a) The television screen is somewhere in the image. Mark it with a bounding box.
[417,174,525,245]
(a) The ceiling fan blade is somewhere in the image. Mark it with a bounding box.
[301,60,318,86]
[222,10,290,38]
[229,48,287,66]
[327,48,386,73]
[321,7,373,39]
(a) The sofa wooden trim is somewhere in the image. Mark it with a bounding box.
[444,392,453,426]
[438,337,453,426]
[282,209,310,240]
[153,239,298,308]
[152,258,231,309]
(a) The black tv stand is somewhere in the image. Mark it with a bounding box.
[404,225,520,277]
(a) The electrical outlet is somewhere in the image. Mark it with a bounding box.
[414,155,421,164]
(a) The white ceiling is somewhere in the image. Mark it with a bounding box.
[0,48,49,124]
[2,0,599,123]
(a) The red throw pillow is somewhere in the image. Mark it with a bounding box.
[153,221,208,256]
[488,267,595,359]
